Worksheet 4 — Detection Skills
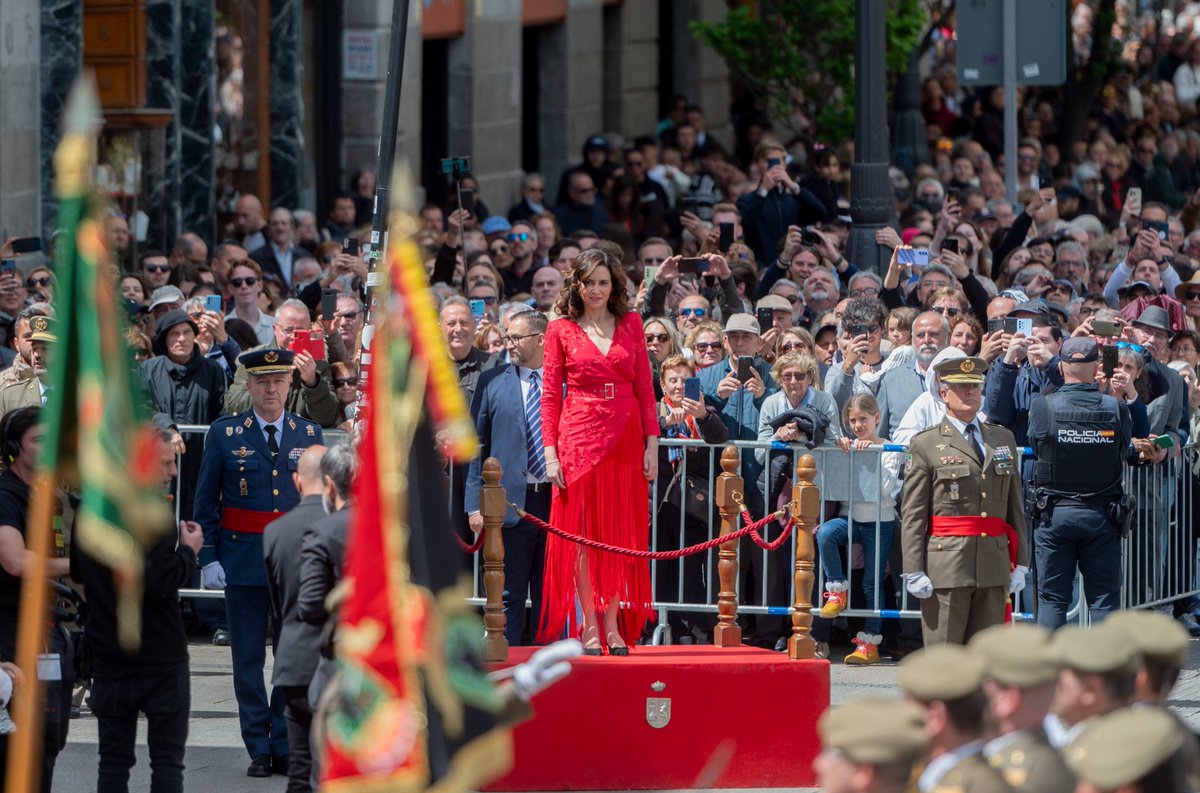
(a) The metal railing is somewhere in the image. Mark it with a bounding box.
[165,422,1200,636]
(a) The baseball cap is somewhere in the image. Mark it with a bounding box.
[724,313,761,336]
[480,216,512,236]
[149,285,185,311]
[1059,337,1099,363]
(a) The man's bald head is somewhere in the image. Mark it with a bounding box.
[295,445,327,494]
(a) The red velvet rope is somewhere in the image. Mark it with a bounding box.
[452,530,486,553]
[473,505,795,559]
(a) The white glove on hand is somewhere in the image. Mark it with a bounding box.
[508,639,583,701]
[904,572,934,599]
[1009,565,1029,595]
[202,561,227,590]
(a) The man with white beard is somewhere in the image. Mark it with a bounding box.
[873,311,949,440]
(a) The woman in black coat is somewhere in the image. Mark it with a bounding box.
[652,354,728,644]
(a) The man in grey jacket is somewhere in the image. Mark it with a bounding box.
[263,445,328,792]
[875,311,949,440]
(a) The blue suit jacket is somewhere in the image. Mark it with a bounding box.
[466,364,538,527]
[194,410,325,586]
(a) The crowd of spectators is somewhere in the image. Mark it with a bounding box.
[5,2,1200,661]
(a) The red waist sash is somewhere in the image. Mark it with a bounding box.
[222,506,278,535]
[931,516,1018,567]
[569,382,634,400]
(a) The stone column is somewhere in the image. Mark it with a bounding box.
[38,0,82,242]
[342,0,421,195]
[179,2,215,245]
[446,0,522,207]
[269,0,303,209]
[536,0,602,203]
[145,0,181,247]
[602,0,658,141]
[845,0,891,276]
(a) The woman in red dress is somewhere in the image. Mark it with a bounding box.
[539,248,659,655]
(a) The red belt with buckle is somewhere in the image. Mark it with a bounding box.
[222,507,278,535]
[571,382,632,400]
[930,516,1018,567]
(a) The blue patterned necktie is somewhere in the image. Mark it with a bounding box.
[526,372,547,480]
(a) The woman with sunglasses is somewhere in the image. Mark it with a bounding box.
[330,361,359,427]
[23,267,55,304]
[642,317,682,399]
[224,259,276,345]
[684,321,724,371]
[775,327,814,360]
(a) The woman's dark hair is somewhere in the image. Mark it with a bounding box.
[120,272,153,303]
[1,406,40,466]
[554,248,631,320]
[224,318,259,352]
[168,264,202,291]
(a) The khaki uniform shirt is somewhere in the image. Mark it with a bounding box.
[901,418,1028,589]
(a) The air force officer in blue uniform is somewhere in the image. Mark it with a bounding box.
[194,349,324,777]
[465,309,551,645]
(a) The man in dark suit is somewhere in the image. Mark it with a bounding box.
[263,444,328,793]
[297,442,354,754]
[466,310,550,645]
[249,208,303,289]
[194,349,325,777]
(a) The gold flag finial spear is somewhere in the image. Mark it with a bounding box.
[54,74,104,198]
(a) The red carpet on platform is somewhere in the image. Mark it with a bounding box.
[486,645,830,790]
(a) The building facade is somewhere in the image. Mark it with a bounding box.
[0,0,731,250]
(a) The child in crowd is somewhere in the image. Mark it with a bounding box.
[813,394,899,666]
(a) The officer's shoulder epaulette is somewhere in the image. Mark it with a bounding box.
[212,413,240,426]
[910,424,942,442]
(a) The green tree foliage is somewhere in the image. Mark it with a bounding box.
[691,0,928,142]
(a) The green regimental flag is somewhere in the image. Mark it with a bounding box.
[41,81,171,652]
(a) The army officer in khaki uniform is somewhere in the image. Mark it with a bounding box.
[900,356,1028,645]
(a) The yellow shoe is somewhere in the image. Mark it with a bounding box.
[844,632,881,665]
[819,582,848,618]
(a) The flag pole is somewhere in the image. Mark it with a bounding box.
[5,472,57,793]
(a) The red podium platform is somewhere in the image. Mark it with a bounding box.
[487,645,830,790]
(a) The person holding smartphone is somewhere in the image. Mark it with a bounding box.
[736,141,826,267]
[653,355,727,644]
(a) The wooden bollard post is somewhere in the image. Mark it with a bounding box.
[481,457,508,662]
[787,454,820,660]
[713,445,742,647]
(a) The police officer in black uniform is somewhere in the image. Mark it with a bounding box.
[1027,337,1139,629]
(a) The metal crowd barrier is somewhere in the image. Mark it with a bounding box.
[166,422,1200,635]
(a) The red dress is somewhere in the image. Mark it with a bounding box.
[538,312,659,648]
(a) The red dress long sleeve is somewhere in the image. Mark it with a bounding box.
[537,312,657,649]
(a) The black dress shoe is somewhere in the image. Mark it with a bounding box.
[583,647,602,656]
[609,645,629,657]
[212,629,231,647]
[247,755,272,778]
[272,756,289,775]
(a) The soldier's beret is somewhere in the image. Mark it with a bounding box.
[819,698,928,765]
[1063,707,1183,790]
[899,645,986,702]
[239,348,295,375]
[1105,610,1190,669]
[968,623,1060,687]
[1053,624,1141,676]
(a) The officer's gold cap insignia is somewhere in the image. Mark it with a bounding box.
[961,359,975,373]
[265,350,279,363]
